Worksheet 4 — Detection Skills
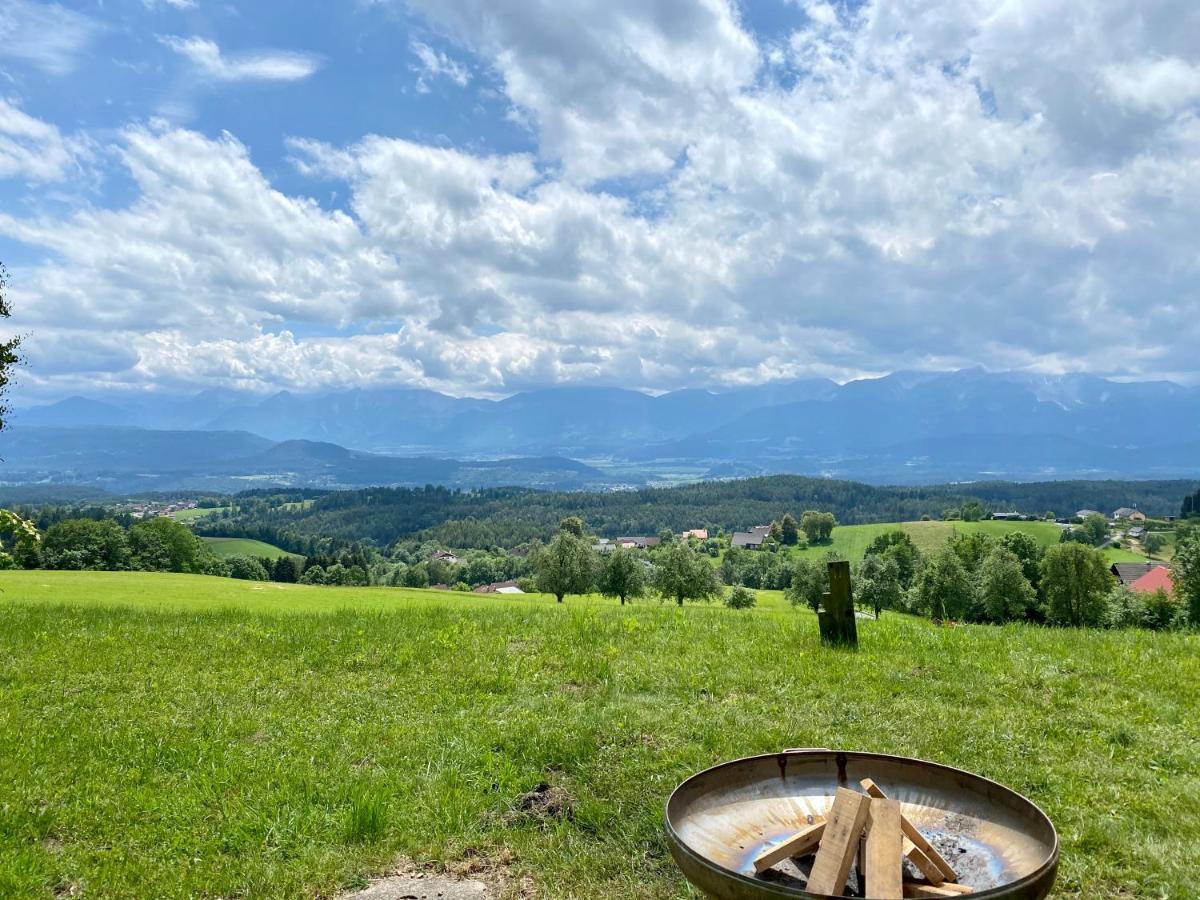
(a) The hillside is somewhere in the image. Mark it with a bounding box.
[0,570,1196,898]
[200,537,301,560]
[199,476,1192,551]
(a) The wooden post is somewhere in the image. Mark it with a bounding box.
[818,560,858,647]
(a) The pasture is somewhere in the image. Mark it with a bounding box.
[201,536,302,560]
[1,571,1196,899]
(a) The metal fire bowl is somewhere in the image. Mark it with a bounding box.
[665,750,1058,900]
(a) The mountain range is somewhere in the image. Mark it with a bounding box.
[6,369,1200,489]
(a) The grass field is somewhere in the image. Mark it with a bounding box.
[1,571,1197,899]
[201,536,302,560]
[168,507,229,523]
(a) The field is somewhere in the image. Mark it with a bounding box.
[168,506,229,523]
[201,536,302,560]
[1,572,1197,899]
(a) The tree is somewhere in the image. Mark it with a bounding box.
[1142,532,1166,557]
[864,530,921,588]
[800,510,836,543]
[948,530,994,574]
[1081,513,1109,546]
[977,547,1037,623]
[725,585,756,609]
[1040,543,1112,627]
[0,262,22,432]
[959,500,988,522]
[1172,529,1200,624]
[228,556,269,581]
[787,557,826,611]
[272,556,301,583]
[43,519,129,570]
[779,513,800,546]
[913,547,974,621]
[999,531,1044,595]
[558,516,586,538]
[535,530,597,602]
[0,509,40,570]
[855,553,902,618]
[597,547,646,605]
[652,541,718,606]
[128,517,204,572]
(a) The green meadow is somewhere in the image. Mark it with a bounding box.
[1,571,1197,899]
[200,537,302,560]
[167,507,229,523]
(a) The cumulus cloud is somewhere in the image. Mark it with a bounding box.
[4,0,1200,397]
[0,0,98,75]
[160,35,321,82]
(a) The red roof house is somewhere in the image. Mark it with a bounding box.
[1128,566,1174,595]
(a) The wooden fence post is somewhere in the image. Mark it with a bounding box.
[818,560,858,647]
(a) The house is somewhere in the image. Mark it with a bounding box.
[1128,566,1174,596]
[1112,507,1146,523]
[991,512,1022,521]
[616,536,661,550]
[1127,526,1146,539]
[1076,509,1102,519]
[473,580,524,594]
[430,550,461,565]
[1111,562,1158,586]
[592,538,614,553]
[681,528,709,541]
[731,525,772,549]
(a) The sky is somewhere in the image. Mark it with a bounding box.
[0,0,1198,403]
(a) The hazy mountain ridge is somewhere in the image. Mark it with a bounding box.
[8,370,1200,484]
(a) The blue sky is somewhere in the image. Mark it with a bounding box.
[1,0,1199,402]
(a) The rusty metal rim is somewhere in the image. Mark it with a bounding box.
[664,749,1060,900]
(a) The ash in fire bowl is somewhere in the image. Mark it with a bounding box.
[665,751,1058,899]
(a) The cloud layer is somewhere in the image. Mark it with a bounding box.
[2,0,1200,399]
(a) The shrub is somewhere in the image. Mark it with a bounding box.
[228,556,269,581]
[725,586,757,609]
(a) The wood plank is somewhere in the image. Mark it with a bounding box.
[904,880,972,895]
[901,838,944,885]
[751,821,826,873]
[902,883,969,898]
[806,788,872,896]
[861,778,958,883]
[864,799,903,899]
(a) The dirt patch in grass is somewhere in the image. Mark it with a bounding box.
[513,781,574,824]
[340,854,535,900]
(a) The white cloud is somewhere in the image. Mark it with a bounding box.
[160,35,321,82]
[0,98,81,181]
[1102,57,1200,115]
[145,0,198,8]
[4,0,1200,397]
[409,40,470,92]
[0,0,98,76]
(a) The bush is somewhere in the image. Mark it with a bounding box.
[724,585,757,609]
[228,556,269,581]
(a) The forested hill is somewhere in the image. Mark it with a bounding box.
[197,477,1195,553]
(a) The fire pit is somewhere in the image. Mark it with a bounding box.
[665,750,1058,899]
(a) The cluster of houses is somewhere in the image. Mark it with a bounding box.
[591,529,708,553]
[125,499,200,519]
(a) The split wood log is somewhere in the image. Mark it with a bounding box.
[904,879,972,895]
[806,788,872,896]
[902,882,973,898]
[863,798,903,899]
[901,838,945,885]
[861,778,958,883]
[751,820,826,873]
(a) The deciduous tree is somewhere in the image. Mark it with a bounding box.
[1041,543,1112,627]
[535,530,597,603]
[652,541,718,606]
[977,547,1037,623]
[1172,529,1200,624]
[597,547,646,605]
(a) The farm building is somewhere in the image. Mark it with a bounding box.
[1076,509,1102,519]
[431,550,462,565]
[1128,566,1174,595]
[731,525,772,549]
[681,528,709,540]
[1111,562,1158,586]
[616,536,661,549]
[473,580,525,594]
[1112,507,1146,522]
